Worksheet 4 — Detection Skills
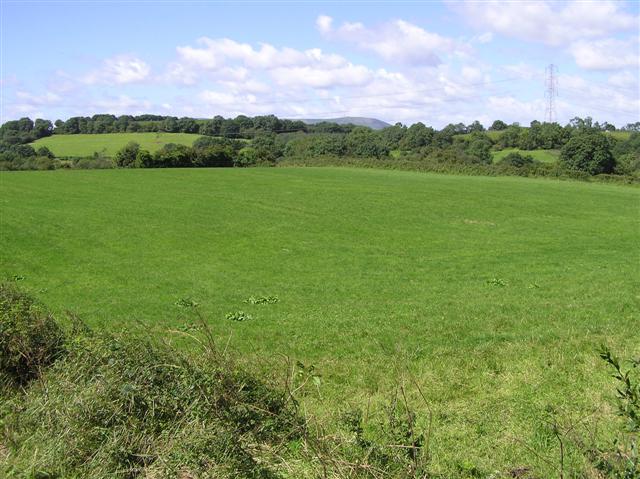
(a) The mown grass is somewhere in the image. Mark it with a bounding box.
[1,167,638,477]
[30,132,202,157]
[492,148,560,163]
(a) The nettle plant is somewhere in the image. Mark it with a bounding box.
[245,295,279,305]
[226,311,253,322]
[599,346,639,476]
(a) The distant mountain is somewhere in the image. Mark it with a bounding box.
[298,116,391,130]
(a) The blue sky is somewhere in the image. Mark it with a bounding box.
[1,0,638,127]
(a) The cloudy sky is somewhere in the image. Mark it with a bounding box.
[1,0,638,127]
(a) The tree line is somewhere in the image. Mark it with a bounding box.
[1,114,638,179]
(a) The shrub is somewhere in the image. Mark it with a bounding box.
[560,132,615,175]
[0,283,65,387]
[152,143,194,168]
[36,146,55,159]
[614,153,640,176]
[35,156,55,170]
[194,145,234,167]
[113,141,140,168]
[74,157,114,169]
[134,149,153,168]
[499,152,535,168]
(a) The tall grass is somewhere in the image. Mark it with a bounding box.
[0,284,439,478]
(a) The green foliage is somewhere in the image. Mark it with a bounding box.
[0,290,301,478]
[194,144,235,167]
[486,277,507,287]
[152,143,194,168]
[345,127,389,158]
[0,283,65,387]
[226,311,254,321]
[398,122,434,150]
[598,346,639,477]
[174,297,199,308]
[35,146,54,159]
[560,132,615,174]
[615,153,640,176]
[498,151,535,167]
[463,132,493,163]
[283,133,346,158]
[113,141,140,167]
[600,347,639,433]
[245,295,279,305]
[134,149,152,168]
[490,120,507,131]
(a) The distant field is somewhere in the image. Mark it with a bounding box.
[492,147,560,163]
[1,167,638,476]
[605,131,632,141]
[31,132,202,157]
[455,130,503,141]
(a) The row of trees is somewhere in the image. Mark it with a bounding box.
[0,118,54,144]
[44,115,310,139]
[1,114,638,177]
[113,136,280,169]
[4,113,638,147]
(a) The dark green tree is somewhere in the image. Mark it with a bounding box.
[559,132,615,174]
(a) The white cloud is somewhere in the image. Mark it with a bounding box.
[174,37,345,71]
[15,91,62,105]
[270,64,373,89]
[569,37,639,70]
[608,71,638,89]
[83,55,151,85]
[91,95,153,115]
[500,63,543,81]
[317,15,468,65]
[164,37,371,92]
[453,0,638,46]
[476,32,493,44]
[316,15,333,34]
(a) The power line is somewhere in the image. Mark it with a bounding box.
[560,86,640,115]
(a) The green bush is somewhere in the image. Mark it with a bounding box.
[0,283,65,387]
[560,132,615,175]
[114,141,141,167]
[499,151,535,168]
[614,153,640,176]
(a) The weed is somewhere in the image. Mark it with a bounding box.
[487,277,508,287]
[0,283,65,387]
[597,346,639,477]
[174,297,199,308]
[245,295,279,305]
[226,311,253,321]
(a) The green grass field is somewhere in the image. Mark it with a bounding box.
[492,148,560,163]
[1,167,638,476]
[456,130,504,141]
[30,132,202,157]
[605,130,632,141]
